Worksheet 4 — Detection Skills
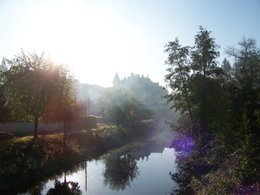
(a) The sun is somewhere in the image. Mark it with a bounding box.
[17,1,141,86]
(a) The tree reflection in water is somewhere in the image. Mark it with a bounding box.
[47,173,82,195]
[103,154,139,191]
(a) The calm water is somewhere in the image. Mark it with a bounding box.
[27,144,178,195]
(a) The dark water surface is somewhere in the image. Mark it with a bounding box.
[25,144,178,195]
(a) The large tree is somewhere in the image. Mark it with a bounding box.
[191,26,220,131]
[165,31,260,192]
[227,38,260,138]
[2,51,69,139]
[164,38,195,136]
[42,67,84,151]
[42,66,82,124]
[165,27,222,144]
[226,38,260,177]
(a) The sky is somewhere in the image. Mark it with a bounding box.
[0,0,259,87]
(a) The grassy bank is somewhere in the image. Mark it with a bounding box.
[0,121,155,194]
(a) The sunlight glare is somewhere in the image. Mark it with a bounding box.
[20,1,141,86]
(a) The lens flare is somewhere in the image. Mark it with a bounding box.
[233,182,260,194]
[171,135,195,158]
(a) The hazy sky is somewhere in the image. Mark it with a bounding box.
[0,0,259,87]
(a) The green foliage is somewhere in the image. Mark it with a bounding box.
[2,51,55,137]
[0,82,11,122]
[165,26,222,142]
[100,87,146,125]
[3,52,54,119]
[164,38,192,112]
[0,137,46,190]
[225,38,260,181]
[47,66,83,122]
[191,26,220,76]
[2,50,77,138]
[165,28,260,193]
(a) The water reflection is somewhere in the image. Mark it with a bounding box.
[47,173,82,195]
[26,143,178,195]
[103,154,139,191]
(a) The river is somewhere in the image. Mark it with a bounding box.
[24,142,178,195]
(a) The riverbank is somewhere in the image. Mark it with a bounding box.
[32,139,177,194]
[0,121,158,194]
[171,137,260,194]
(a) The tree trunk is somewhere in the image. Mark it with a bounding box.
[34,116,38,139]
[183,84,198,140]
[202,64,207,130]
[63,120,67,154]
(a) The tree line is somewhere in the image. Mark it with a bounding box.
[165,26,260,190]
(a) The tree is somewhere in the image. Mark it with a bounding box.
[226,38,260,178]
[191,26,220,77]
[227,38,260,138]
[191,26,220,132]
[165,31,260,192]
[41,66,83,152]
[165,27,224,145]
[99,88,143,125]
[2,51,65,139]
[42,66,81,124]
[42,66,86,154]
[164,38,196,137]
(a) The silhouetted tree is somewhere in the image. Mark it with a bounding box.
[41,66,84,152]
[2,51,61,138]
[165,27,221,143]
[2,51,76,139]
[165,27,260,193]
[226,38,260,178]
[164,38,196,136]
[191,26,220,133]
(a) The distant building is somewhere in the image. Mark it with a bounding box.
[0,57,7,72]
[113,72,121,87]
[112,72,170,114]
